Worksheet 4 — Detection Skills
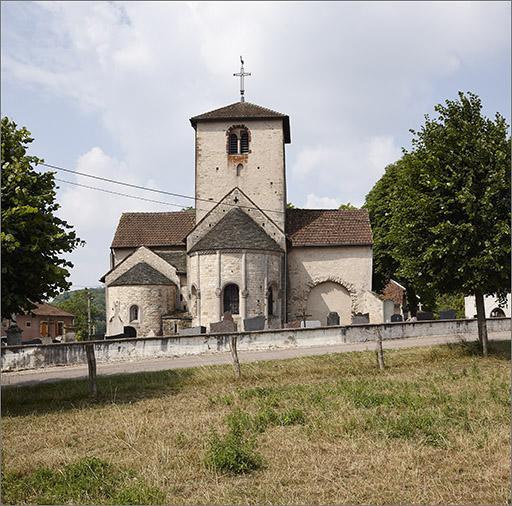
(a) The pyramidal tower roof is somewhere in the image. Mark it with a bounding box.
[190,101,291,143]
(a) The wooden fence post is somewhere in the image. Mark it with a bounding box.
[85,288,97,398]
[375,329,385,370]
[230,334,241,379]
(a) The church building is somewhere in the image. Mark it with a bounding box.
[102,68,383,336]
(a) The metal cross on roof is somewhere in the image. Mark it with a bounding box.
[233,56,251,103]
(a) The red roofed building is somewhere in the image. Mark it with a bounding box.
[1,303,75,342]
[102,94,383,336]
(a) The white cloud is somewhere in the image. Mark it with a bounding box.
[305,194,340,209]
[1,1,510,285]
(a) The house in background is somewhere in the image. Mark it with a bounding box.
[464,294,511,319]
[1,303,75,343]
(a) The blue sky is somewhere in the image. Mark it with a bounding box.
[1,1,510,288]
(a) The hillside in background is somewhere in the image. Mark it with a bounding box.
[52,287,106,336]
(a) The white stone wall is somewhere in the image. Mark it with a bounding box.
[187,250,283,330]
[464,294,512,318]
[195,119,286,230]
[107,284,177,336]
[287,246,380,322]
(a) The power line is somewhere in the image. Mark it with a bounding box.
[40,161,284,215]
[54,178,198,210]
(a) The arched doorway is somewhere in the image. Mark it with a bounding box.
[223,284,239,315]
[124,326,137,338]
[306,281,351,326]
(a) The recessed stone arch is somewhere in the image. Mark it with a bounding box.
[303,276,358,326]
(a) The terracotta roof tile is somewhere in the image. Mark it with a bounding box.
[29,303,75,317]
[111,211,195,248]
[286,209,373,247]
[190,101,291,143]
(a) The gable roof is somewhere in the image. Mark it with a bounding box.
[111,211,195,248]
[154,251,187,274]
[286,209,373,247]
[190,101,291,143]
[109,262,174,287]
[26,303,75,318]
[189,208,282,253]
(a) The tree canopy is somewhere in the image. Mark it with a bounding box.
[365,92,510,352]
[1,117,83,318]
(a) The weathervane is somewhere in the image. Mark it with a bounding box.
[233,56,251,102]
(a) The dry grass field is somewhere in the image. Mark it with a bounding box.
[2,340,510,505]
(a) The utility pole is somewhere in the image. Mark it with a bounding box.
[87,288,92,340]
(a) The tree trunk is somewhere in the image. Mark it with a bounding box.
[475,292,488,357]
[375,330,385,370]
[230,335,241,379]
[406,286,418,317]
[86,342,97,398]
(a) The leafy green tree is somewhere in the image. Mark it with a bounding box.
[338,202,358,210]
[53,287,106,337]
[53,289,104,340]
[364,160,421,315]
[391,92,510,354]
[1,117,83,318]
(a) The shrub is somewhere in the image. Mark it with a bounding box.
[204,428,263,474]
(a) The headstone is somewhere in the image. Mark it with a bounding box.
[6,324,22,345]
[351,313,370,325]
[327,312,340,326]
[210,319,237,334]
[416,311,434,321]
[390,314,403,322]
[383,299,395,322]
[301,320,321,328]
[286,320,301,329]
[244,315,265,331]
[439,309,456,320]
[178,326,206,336]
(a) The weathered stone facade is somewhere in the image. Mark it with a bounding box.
[103,100,384,336]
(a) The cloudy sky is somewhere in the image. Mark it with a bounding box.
[1,1,510,288]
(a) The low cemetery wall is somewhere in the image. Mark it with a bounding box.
[1,318,510,373]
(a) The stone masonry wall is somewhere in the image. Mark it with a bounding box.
[3,318,509,373]
[107,284,176,336]
[195,119,286,230]
[187,250,283,330]
[287,245,375,322]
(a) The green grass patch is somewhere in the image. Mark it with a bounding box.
[204,426,263,475]
[1,457,165,505]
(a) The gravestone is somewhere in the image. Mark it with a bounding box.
[210,312,237,333]
[383,299,395,322]
[6,323,22,346]
[178,326,206,336]
[286,320,301,329]
[327,312,340,326]
[439,309,456,320]
[301,320,321,328]
[351,313,370,325]
[416,311,434,321]
[244,315,265,331]
[390,314,403,322]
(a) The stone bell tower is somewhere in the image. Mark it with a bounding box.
[189,62,291,230]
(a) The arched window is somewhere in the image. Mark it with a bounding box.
[490,307,506,318]
[236,163,243,176]
[240,131,249,153]
[223,284,239,315]
[129,305,139,322]
[267,286,274,316]
[229,133,238,154]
